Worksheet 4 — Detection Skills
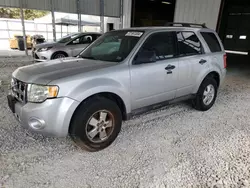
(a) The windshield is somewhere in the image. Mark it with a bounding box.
[79,30,144,62]
[57,33,80,43]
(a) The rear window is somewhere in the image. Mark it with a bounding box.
[201,32,222,52]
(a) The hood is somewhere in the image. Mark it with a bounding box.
[12,57,116,85]
[35,41,63,49]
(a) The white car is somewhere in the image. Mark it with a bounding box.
[33,32,101,62]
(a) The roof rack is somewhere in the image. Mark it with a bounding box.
[165,22,207,28]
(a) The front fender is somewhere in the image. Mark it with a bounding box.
[66,78,131,114]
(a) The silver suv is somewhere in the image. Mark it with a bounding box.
[8,23,227,151]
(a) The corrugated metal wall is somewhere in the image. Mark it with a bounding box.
[104,0,120,17]
[0,0,121,17]
[54,0,77,13]
[0,0,19,7]
[22,0,51,11]
[174,0,222,30]
[80,0,100,16]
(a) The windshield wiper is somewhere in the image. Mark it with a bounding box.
[79,56,96,60]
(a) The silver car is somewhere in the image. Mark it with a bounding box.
[8,24,227,151]
[33,32,101,62]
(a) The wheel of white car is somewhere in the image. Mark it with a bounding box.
[193,77,218,111]
[69,96,122,152]
[52,52,67,59]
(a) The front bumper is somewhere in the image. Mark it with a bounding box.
[33,50,53,62]
[7,95,80,137]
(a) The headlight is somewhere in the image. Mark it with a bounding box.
[38,47,52,52]
[27,84,59,103]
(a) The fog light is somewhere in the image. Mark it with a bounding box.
[41,56,47,60]
[28,117,45,130]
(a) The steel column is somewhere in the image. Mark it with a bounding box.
[51,0,56,41]
[6,20,11,39]
[100,0,105,33]
[77,0,82,32]
[20,0,28,56]
[120,0,123,29]
[46,24,49,41]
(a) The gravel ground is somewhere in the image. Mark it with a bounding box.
[1,59,250,188]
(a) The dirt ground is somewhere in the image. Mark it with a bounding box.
[1,56,250,188]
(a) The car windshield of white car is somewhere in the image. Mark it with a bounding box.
[57,33,80,43]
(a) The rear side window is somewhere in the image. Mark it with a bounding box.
[177,32,203,56]
[201,32,222,52]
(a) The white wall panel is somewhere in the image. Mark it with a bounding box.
[174,0,222,30]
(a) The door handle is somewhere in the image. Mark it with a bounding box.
[165,65,176,70]
[199,59,207,65]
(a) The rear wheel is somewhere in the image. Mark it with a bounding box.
[69,97,122,152]
[193,77,218,111]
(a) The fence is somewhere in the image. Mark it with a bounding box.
[0,18,99,50]
[0,16,120,50]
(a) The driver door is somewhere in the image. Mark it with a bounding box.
[130,32,179,110]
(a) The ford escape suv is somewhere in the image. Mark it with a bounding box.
[7,23,227,151]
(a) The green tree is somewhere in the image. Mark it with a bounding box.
[0,7,49,20]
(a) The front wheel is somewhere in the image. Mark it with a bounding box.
[193,77,218,111]
[52,52,66,59]
[69,97,122,152]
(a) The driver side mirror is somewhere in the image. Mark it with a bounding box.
[134,50,157,65]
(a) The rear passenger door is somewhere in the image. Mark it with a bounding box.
[175,31,211,98]
[200,32,225,69]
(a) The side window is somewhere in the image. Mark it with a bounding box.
[140,32,177,61]
[177,32,202,56]
[81,35,93,44]
[201,32,222,52]
[71,37,80,44]
[70,35,93,45]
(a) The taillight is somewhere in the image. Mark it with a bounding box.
[223,54,227,68]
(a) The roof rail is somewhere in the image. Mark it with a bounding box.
[165,22,207,28]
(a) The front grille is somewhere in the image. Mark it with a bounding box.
[11,78,27,103]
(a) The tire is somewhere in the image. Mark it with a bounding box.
[51,52,67,59]
[69,97,122,152]
[193,77,218,111]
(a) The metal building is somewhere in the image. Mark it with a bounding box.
[122,0,222,30]
[1,0,249,58]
